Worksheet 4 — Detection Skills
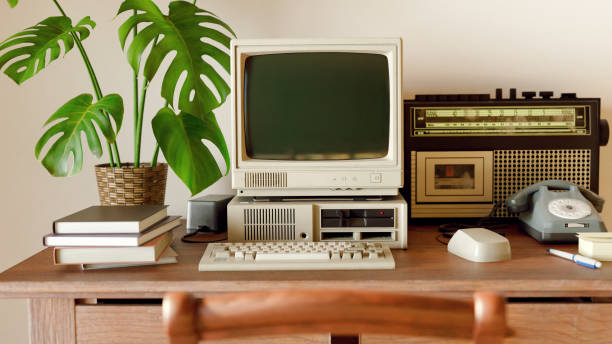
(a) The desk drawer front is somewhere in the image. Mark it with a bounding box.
[75,304,327,344]
[361,303,612,344]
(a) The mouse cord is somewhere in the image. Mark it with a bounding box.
[436,201,509,245]
[181,226,227,243]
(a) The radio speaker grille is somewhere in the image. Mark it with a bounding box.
[245,172,288,188]
[494,149,591,217]
[243,208,296,241]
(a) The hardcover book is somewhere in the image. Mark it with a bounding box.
[53,205,168,234]
[44,216,180,247]
[53,231,173,265]
[81,247,178,270]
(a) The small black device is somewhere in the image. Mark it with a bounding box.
[402,88,609,219]
[186,195,234,234]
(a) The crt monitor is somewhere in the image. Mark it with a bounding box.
[230,39,403,197]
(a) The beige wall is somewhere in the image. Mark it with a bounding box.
[1,0,611,341]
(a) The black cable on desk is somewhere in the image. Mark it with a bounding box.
[181,226,227,243]
[436,201,509,245]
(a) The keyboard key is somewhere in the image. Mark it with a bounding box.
[256,252,330,261]
[215,251,230,259]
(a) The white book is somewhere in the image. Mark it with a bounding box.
[54,205,168,234]
[81,247,178,270]
[44,216,180,247]
[54,231,173,264]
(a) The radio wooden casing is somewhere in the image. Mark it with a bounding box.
[401,90,609,219]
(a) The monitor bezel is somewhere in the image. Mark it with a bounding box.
[231,38,402,170]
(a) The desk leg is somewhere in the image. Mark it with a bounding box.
[28,298,76,344]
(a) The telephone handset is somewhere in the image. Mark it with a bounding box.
[505,180,606,243]
[506,180,605,213]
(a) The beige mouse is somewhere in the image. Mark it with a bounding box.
[447,228,511,262]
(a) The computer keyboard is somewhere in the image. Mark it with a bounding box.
[198,241,395,271]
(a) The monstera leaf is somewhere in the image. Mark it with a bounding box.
[118,0,236,117]
[7,0,17,8]
[0,16,95,85]
[35,94,124,177]
[152,107,229,195]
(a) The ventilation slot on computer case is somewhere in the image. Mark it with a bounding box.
[245,172,288,188]
[320,232,355,240]
[360,231,394,241]
[243,208,296,241]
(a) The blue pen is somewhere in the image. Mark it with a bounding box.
[547,248,602,269]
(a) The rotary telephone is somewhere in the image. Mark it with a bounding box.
[505,180,606,243]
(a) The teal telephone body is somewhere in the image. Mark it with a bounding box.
[505,180,606,243]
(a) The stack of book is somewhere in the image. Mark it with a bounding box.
[43,205,180,270]
[578,232,612,261]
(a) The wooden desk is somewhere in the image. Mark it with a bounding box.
[1,225,612,343]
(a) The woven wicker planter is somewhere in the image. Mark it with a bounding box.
[95,163,168,206]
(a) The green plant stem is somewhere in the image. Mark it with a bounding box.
[132,10,139,166]
[52,0,121,167]
[134,78,148,166]
[151,142,160,167]
[134,32,161,166]
[151,100,168,167]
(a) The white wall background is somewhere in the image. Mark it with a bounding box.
[1,0,612,342]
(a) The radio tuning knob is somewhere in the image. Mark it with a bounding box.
[561,93,577,99]
[495,88,503,100]
[522,91,536,99]
[509,88,517,99]
[539,91,554,99]
[600,119,609,146]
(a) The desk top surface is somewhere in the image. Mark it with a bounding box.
[1,225,611,298]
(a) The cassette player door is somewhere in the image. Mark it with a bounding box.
[415,151,493,204]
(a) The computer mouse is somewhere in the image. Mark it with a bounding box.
[447,228,511,262]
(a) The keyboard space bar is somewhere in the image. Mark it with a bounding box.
[255,253,330,261]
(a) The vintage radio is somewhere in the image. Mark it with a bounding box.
[401,89,609,218]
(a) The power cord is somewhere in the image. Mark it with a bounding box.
[181,226,227,243]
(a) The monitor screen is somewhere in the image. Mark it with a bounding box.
[243,52,390,160]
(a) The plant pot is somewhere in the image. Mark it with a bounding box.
[95,163,168,206]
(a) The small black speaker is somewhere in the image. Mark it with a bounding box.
[186,194,234,234]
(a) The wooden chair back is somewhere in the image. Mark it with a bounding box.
[163,289,506,344]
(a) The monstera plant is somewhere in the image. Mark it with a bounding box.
[0,0,235,197]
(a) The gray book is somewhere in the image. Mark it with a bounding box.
[44,216,180,247]
[53,205,168,234]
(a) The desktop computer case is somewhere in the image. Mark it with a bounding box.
[227,195,408,248]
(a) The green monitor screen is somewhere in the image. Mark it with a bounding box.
[243,52,390,160]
